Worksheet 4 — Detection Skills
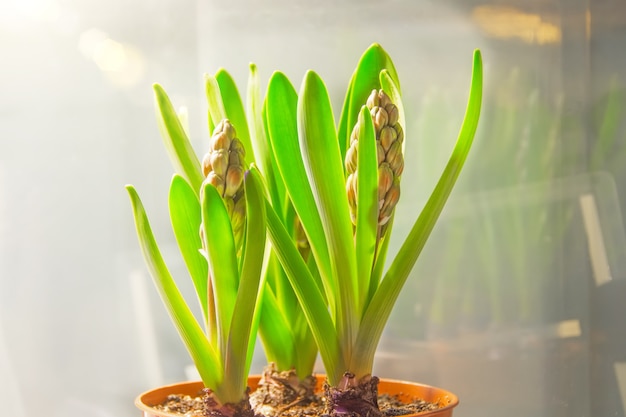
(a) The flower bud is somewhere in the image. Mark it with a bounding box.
[202,152,212,177]
[376,143,385,166]
[350,124,360,145]
[230,136,245,153]
[370,107,388,132]
[386,141,404,177]
[379,91,392,108]
[224,165,244,198]
[366,89,380,108]
[379,126,397,152]
[211,131,231,152]
[345,143,357,174]
[394,123,404,143]
[228,148,243,168]
[346,173,357,223]
[386,105,399,126]
[215,118,237,139]
[379,178,400,225]
[206,172,225,196]
[377,163,394,204]
[210,150,229,177]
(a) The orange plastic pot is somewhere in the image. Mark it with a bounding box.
[135,375,458,417]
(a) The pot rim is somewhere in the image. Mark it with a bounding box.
[135,375,459,417]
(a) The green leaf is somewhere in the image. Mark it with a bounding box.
[259,168,343,385]
[259,232,318,378]
[379,70,405,151]
[168,175,209,329]
[250,65,290,215]
[258,286,297,371]
[216,69,254,167]
[354,106,379,311]
[261,99,289,211]
[267,247,299,320]
[337,44,400,159]
[299,70,358,355]
[353,50,483,375]
[205,73,227,129]
[247,64,269,173]
[153,84,204,193]
[177,106,190,136]
[292,311,318,381]
[222,170,266,403]
[201,184,239,356]
[369,216,392,303]
[126,185,221,388]
[265,71,335,312]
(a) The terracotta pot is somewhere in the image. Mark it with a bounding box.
[135,375,458,417]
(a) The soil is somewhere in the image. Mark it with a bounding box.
[152,391,439,417]
[248,365,318,417]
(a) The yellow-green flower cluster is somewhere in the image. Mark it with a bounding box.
[201,119,247,248]
[345,89,404,228]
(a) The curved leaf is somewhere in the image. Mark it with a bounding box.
[265,71,335,311]
[299,70,358,353]
[222,170,266,403]
[201,184,239,356]
[258,286,297,371]
[354,106,378,311]
[258,169,343,385]
[216,69,254,167]
[369,216,392,303]
[168,175,209,328]
[353,50,483,375]
[337,44,400,159]
[292,311,318,381]
[250,65,290,219]
[261,98,289,210]
[153,84,204,193]
[126,185,221,388]
[247,64,269,174]
[205,73,227,130]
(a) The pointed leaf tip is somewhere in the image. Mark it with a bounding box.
[367,43,385,52]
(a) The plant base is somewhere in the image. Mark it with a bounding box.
[325,373,381,417]
[203,388,253,417]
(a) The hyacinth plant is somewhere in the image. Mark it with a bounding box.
[127,61,321,416]
[127,42,482,417]
[204,66,321,413]
[258,45,483,417]
[126,82,268,416]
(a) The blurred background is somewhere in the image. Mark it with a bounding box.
[1,0,625,416]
